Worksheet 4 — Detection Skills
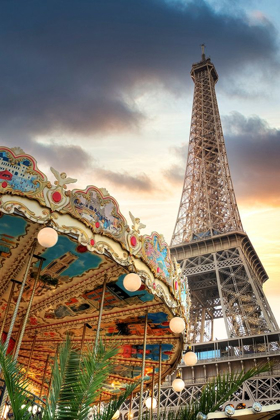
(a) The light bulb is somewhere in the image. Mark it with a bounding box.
[37,227,58,248]
[112,410,120,419]
[145,397,157,409]
[196,412,207,420]
[225,405,235,417]
[169,317,185,334]
[123,273,141,292]
[183,351,197,366]
[3,405,9,419]
[252,402,262,413]
[172,377,185,392]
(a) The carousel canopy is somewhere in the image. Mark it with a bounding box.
[0,146,190,401]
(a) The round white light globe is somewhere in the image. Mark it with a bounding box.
[37,227,58,248]
[252,402,262,413]
[196,412,207,420]
[123,273,141,292]
[112,409,120,419]
[169,317,185,334]
[172,377,185,392]
[145,397,157,409]
[183,351,197,366]
[224,405,235,417]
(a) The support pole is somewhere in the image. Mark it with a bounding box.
[0,280,21,339]
[47,343,59,399]
[150,366,155,420]
[157,344,162,420]
[25,333,37,378]
[98,393,102,413]
[94,275,107,351]
[129,392,133,419]
[200,308,206,343]
[138,311,148,420]
[2,241,37,358]
[13,256,45,361]
[80,323,92,351]
[39,354,49,399]
[11,317,25,356]
[81,323,87,351]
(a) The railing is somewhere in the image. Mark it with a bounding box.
[0,379,45,419]
[193,348,280,365]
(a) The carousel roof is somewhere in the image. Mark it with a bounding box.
[0,146,189,401]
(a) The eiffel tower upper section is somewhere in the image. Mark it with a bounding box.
[171,48,243,246]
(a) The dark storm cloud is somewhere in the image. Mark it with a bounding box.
[0,0,278,143]
[223,112,280,205]
[4,137,91,174]
[95,168,155,193]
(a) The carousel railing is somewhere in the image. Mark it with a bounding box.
[0,378,45,419]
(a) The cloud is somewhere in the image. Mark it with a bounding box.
[164,164,185,184]
[1,137,92,174]
[0,0,278,142]
[223,112,280,206]
[94,168,156,193]
[171,143,189,163]
[163,142,188,184]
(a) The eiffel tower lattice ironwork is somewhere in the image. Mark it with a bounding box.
[171,50,243,247]
[171,48,278,342]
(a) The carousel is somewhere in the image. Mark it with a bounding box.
[0,146,191,417]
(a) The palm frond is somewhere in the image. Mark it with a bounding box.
[175,362,270,420]
[94,381,140,420]
[43,336,79,420]
[74,340,119,420]
[43,338,119,420]
[209,362,270,412]
[0,341,32,419]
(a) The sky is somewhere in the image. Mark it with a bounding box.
[0,0,279,334]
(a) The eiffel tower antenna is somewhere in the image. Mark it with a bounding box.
[201,43,206,61]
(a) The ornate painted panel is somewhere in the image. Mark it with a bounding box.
[0,146,189,401]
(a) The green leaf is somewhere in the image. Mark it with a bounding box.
[43,338,121,420]
[0,341,33,419]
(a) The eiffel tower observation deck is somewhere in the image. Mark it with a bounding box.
[167,47,280,409]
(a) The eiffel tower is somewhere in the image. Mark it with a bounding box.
[120,49,280,419]
[168,46,280,408]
